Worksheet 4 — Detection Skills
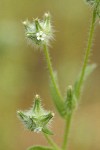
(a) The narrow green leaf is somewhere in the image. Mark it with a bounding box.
[28,146,53,150]
[82,63,96,80]
[74,63,97,98]
[50,72,65,117]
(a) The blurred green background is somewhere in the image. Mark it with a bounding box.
[0,0,100,150]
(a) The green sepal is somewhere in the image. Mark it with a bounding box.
[33,95,41,113]
[50,72,65,118]
[44,13,51,29]
[41,112,54,126]
[74,63,97,98]
[42,127,54,135]
[28,146,53,150]
[34,19,43,31]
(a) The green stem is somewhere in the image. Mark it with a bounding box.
[43,44,62,100]
[76,6,97,99]
[43,44,64,116]
[44,133,61,150]
[62,113,73,150]
[62,5,98,150]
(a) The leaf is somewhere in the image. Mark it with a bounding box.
[83,63,97,80]
[28,146,53,150]
[74,63,97,98]
[50,71,65,117]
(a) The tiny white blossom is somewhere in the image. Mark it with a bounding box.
[36,31,46,41]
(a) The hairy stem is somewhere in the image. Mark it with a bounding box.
[62,113,73,150]
[62,5,98,150]
[43,44,62,100]
[43,44,64,116]
[44,133,61,150]
[75,6,97,99]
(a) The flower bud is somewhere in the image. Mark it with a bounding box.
[64,85,77,116]
[23,12,53,48]
[17,95,54,135]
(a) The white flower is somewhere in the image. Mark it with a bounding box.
[36,31,46,41]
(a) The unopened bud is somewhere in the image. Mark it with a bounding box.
[64,85,77,116]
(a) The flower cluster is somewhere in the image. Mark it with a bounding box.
[17,95,54,135]
[23,12,53,48]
